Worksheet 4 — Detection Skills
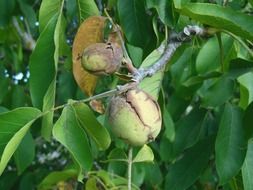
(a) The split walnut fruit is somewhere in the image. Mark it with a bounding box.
[108,89,162,146]
[81,42,123,75]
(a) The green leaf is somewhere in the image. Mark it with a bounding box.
[17,0,37,30]
[107,148,127,162]
[163,106,175,142]
[243,102,253,140]
[133,145,154,163]
[41,2,64,140]
[146,0,178,27]
[0,0,15,27]
[0,171,18,190]
[215,103,247,185]
[29,16,57,109]
[173,108,206,157]
[242,140,253,190]
[139,47,164,100]
[126,43,143,67]
[85,177,99,190]
[38,169,78,190]
[41,80,56,140]
[19,172,35,190]
[0,107,41,175]
[117,0,153,48]
[14,131,35,175]
[0,77,9,104]
[183,71,222,87]
[159,135,174,162]
[237,72,253,109]
[11,86,26,109]
[178,3,253,40]
[144,164,163,187]
[73,103,111,150]
[201,76,234,108]
[76,0,99,23]
[39,0,62,32]
[53,105,93,174]
[196,35,234,74]
[0,107,8,113]
[165,137,214,190]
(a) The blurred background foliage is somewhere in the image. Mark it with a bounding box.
[0,0,253,190]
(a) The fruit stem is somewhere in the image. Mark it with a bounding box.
[104,9,137,74]
[128,146,133,190]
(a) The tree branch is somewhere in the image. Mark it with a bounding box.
[12,17,36,51]
[132,25,207,83]
[38,25,208,117]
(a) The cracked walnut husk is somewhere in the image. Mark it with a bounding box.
[81,42,123,75]
[107,88,162,146]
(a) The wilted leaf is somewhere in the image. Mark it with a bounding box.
[72,16,106,96]
[89,99,105,114]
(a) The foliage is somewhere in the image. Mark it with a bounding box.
[0,0,253,189]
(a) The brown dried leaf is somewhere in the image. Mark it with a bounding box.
[89,99,105,114]
[72,16,106,96]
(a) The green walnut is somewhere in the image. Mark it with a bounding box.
[108,89,162,146]
[81,42,123,75]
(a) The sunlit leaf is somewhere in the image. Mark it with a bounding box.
[73,102,111,150]
[41,1,64,140]
[133,145,154,163]
[237,72,253,109]
[53,105,93,174]
[29,16,57,109]
[76,0,99,23]
[0,108,41,175]
[39,0,61,32]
